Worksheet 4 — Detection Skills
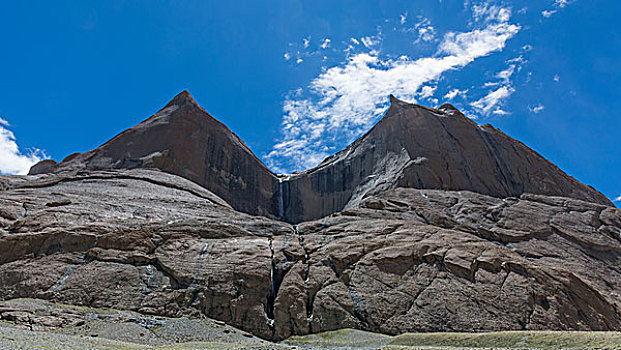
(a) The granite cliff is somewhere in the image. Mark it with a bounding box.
[1,91,618,341]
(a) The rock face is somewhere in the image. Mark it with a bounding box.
[4,91,619,341]
[0,298,278,348]
[1,169,620,341]
[29,91,612,223]
[279,96,611,222]
[29,91,278,218]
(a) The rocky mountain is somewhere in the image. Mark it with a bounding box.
[2,91,620,341]
[278,96,612,222]
[29,91,278,218]
[29,91,612,223]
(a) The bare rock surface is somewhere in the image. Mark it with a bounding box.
[1,168,620,341]
[280,97,612,222]
[0,298,261,342]
[29,92,612,224]
[29,91,279,219]
[7,91,620,342]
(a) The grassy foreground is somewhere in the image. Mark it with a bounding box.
[282,328,621,349]
[2,324,621,349]
[385,330,621,349]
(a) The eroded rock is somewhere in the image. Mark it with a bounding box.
[0,170,619,340]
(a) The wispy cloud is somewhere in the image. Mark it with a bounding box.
[320,38,331,49]
[614,195,621,203]
[444,88,468,100]
[496,64,516,82]
[474,55,525,116]
[419,85,437,99]
[529,104,545,113]
[541,10,557,18]
[471,86,515,115]
[411,16,436,43]
[0,117,45,175]
[472,3,511,23]
[266,5,520,172]
[418,85,438,105]
[542,0,574,18]
[360,36,380,49]
[399,12,407,25]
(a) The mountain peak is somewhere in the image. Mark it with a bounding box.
[389,94,411,107]
[164,90,199,108]
[29,92,613,223]
[438,103,459,112]
[389,94,398,104]
[29,89,278,218]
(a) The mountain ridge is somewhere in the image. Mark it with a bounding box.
[2,90,620,341]
[29,90,613,224]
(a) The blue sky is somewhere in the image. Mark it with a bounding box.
[0,0,619,204]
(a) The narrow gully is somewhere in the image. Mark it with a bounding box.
[277,176,291,222]
[296,225,314,331]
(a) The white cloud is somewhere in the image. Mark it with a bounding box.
[542,0,573,18]
[0,117,45,175]
[439,23,520,59]
[303,37,310,49]
[541,10,557,18]
[400,12,407,25]
[496,64,515,82]
[416,26,436,43]
[350,37,360,45]
[471,86,515,114]
[320,38,331,49]
[472,4,511,23]
[410,17,436,43]
[418,85,437,99]
[444,88,468,100]
[480,56,524,104]
[266,7,520,172]
[614,195,621,203]
[529,104,545,113]
[284,52,291,61]
[360,36,379,48]
[554,74,560,82]
[493,109,509,115]
[296,58,303,64]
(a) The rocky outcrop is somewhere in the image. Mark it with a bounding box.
[10,91,619,341]
[29,92,612,223]
[0,298,275,348]
[1,169,620,340]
